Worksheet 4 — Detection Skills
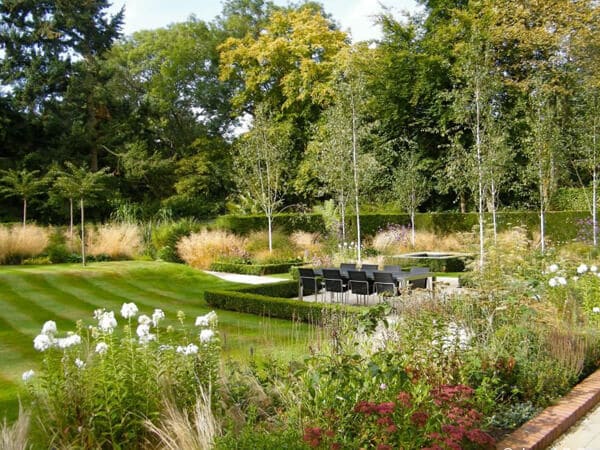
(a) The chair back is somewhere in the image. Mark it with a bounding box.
[322,268,346,293]
[298,267,315,277]
[348,270,372,295]
[298,267,319,295]
[340,263,357,276]
[409,266,429,289]
[361,264,378,277]
[383,265,402,274]
[373,271,397,295]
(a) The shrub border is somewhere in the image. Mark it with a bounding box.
[209,261,302,276]
[204,280,364,322]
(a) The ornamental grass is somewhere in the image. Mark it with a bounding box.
[177,229,247,269]
[86,223,143,259]
[0,224,49,264]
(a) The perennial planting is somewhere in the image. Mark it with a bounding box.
[23,304,220,449]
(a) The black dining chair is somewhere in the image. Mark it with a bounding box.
[340,263,357,278]
[373,271,398,299]
[322,268,348,303]
[361,264,379,278]
[298,267,321,300]
[409,266,430,289]
[383,265,402,276]
[348,270,374,305]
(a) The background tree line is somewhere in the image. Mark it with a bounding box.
[1,0,599,230]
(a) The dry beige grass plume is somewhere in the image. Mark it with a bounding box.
[177,230,246,269]
[0,225,49,263]
[86,223,142,259]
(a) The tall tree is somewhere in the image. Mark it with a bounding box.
[234,104,291,252]
[0,168,46,226]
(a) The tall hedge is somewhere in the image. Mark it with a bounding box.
[214,210,590,244]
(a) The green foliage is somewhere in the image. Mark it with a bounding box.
[383,254,471,272]
[151,219,201,262]
[209,260,301,275]
[552,188,593,211]
[204,281,363,323]
[215,214,326,235]
[24,306,220,449]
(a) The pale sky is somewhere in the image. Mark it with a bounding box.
[107,0,423,42]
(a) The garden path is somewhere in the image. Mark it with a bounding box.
[204,271,287,284]
[551,403,600,449]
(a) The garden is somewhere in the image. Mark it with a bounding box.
[1,216,600,449]
[3,0,600,448]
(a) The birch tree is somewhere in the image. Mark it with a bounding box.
[234,104,291,252]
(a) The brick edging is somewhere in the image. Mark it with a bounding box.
[496,369,600,449]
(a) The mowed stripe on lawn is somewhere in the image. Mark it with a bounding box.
[0,261,318,421]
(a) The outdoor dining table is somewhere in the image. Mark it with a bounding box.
[312,267,435,288]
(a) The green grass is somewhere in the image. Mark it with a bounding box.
[0,261,321,421]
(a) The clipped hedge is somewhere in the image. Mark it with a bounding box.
[204,280,363,322]
[215,211,591,244]
[214,213,326,235]
[383,254,473,273]
[209,260,301,275]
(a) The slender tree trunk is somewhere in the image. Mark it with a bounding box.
[267,212,273,253]
[475,83,485,268]
[340,195,346,243]
[539,162,546,255]
[81,198,86,267]
[491,181,498,245]
[350,89,361,263]
[22,198,27,228]
[410,209,416,248]
[69,198,74,243]
[593,124,598,247]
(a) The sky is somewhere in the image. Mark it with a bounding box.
[107,0,422,42]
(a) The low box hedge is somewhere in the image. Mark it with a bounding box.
[383,253,473,272]
[204,280,363,322]
[209,260,302,275]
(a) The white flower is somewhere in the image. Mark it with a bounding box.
[137,323,150,337]
[573,276,579,282]
[593,307,600,313]
[22,370,35,382]
[138,333,156,344]
[199,329,215,343]
[379,383,387,390]
[176,343,199,355]
[57,334,81,349]
[548,264,559,273]
[592,265,598,273]
[41,320,57,336]
[121,302,138,319]
[152,309,165,327]
[548,278,558,287]
[557,276,567,285]
[195,311,217,327]
[75,358,85,369]
[95,342,109,354]
[33,334,54,351]
[138,314,151,325]
[97,310,117,333]
[577,264,589,274]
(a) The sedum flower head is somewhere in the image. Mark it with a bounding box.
[195,311,217,327]
[121,302,138,319]
[41,320,57,336]
[33,333,54,352]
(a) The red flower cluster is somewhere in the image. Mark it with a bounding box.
[302,427,324,448]
[353,400,396,416]
[430,384,474,406]
[396,391,412,408]
[410,411,429,428]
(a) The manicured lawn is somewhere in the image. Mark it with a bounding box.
[0,261,319,420]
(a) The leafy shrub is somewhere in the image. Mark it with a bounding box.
[23,306,220,449]
[177,229,247,269]
[152,219,201,263]
[215,214,326,235]
[45,229,72,263]
[0,225,49,264]
[86,223,143,260]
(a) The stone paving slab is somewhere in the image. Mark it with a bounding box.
[550,402,600,449]
[497,370,600,450]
